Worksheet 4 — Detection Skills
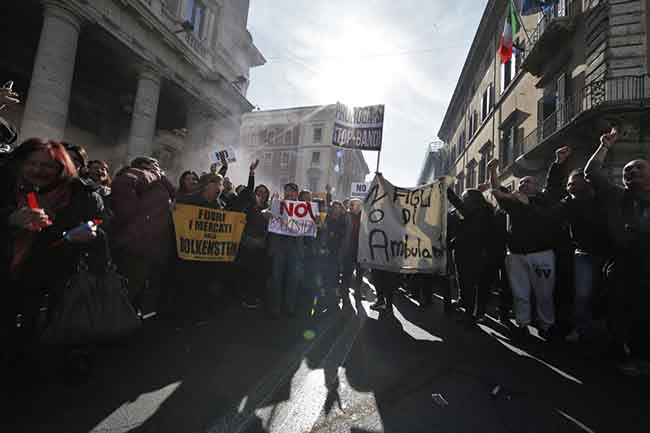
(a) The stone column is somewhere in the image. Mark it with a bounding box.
[126,67,162,161]
[20,1,82,141]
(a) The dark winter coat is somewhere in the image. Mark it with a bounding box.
[110,167,175,262]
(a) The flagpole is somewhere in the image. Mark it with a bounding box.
[375,149,381,173]
[513,0,533,46]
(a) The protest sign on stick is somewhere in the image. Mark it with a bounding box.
[268,199,319,238]
[172,204,246,262]
[332,103,384,151]
[209,146,237,165]
[358,174,449,274]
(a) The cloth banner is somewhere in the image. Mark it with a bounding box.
[268,199,319,237]
[332,103,384,151]
[172,204,246,262]
[358,174,448,274]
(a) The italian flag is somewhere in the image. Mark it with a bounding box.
[498,0,519,64]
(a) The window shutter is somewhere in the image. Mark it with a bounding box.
[557,73,567,127]
[489,83,495,109]
[500,62,506,94]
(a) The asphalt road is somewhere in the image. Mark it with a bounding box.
[4,286,650,433]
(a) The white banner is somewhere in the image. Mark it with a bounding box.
[358,174,448,274]
[350,182,370,199]
[268,199,319,238]
[209,146,237,164]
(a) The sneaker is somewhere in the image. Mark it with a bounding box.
[370,300,387,311]
[564,329,581,343]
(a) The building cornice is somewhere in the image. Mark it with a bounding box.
[61,0,255,118]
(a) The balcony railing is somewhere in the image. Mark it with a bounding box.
[521,74,650,155]
[520,0,582,75]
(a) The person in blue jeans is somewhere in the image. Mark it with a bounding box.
[267,182,304,318]
[544,146,611,342]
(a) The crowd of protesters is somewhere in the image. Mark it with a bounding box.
[436,128,649,377]
[1,79,648,384]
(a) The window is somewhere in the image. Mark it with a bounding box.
[263,152,273,167]
[309,179,318,192]
[501,125,521,167]
[466,162,477,189]
[481,84,494,122]
[456,172,464,195]
[468,110,478,137]
[478,156,487,184]
[280,151,290,168]
[268,130,275,146]
[313,127,322,143]
[311,151,321,165]
[251,132,258,147]
[501,42,523,94]
[184,0,208,38]
[458,130,466,152]
[284,130,292,145]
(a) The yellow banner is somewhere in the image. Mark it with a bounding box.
[172,204,247,262]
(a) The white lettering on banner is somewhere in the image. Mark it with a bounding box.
[358,174,449,274]
[268,199,319,237]
[209,146,237,164]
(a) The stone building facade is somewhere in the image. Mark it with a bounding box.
[240,105,370,198]
[438,0,649,192]
[0,0,264,179]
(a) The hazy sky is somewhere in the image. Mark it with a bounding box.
[246,0,487,186]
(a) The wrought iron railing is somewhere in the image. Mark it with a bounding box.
[521,74,650,155]
[521,0,583,62]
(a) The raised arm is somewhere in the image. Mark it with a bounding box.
[446,186,466,216]
[544,146,571,202]
[585,128,617,191]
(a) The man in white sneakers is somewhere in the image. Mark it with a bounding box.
[488,161,563,340]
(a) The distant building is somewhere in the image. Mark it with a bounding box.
[240,105,370,198]
[417,141,447,185]
[0,0,265,180]
[437,0,649,193]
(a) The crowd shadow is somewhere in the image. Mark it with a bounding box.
[6,277,650,433]
[337,285,650,433]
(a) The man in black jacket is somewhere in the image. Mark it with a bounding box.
[488,161,562,339]
[585,128,650,375]
[544,146,611,343]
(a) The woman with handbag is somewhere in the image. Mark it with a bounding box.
[1,138,106,379]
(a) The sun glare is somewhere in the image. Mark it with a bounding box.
[311,23,402,107]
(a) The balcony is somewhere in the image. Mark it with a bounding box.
[520,1,582,77]
[521,74,650,156]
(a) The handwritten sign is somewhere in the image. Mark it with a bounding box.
[172,204,246,262]
[268,199,319,237]
[209,146,237,165]
[358,174,448,274]
[332,103,384,151]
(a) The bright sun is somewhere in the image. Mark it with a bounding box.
[311,24,401,107]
